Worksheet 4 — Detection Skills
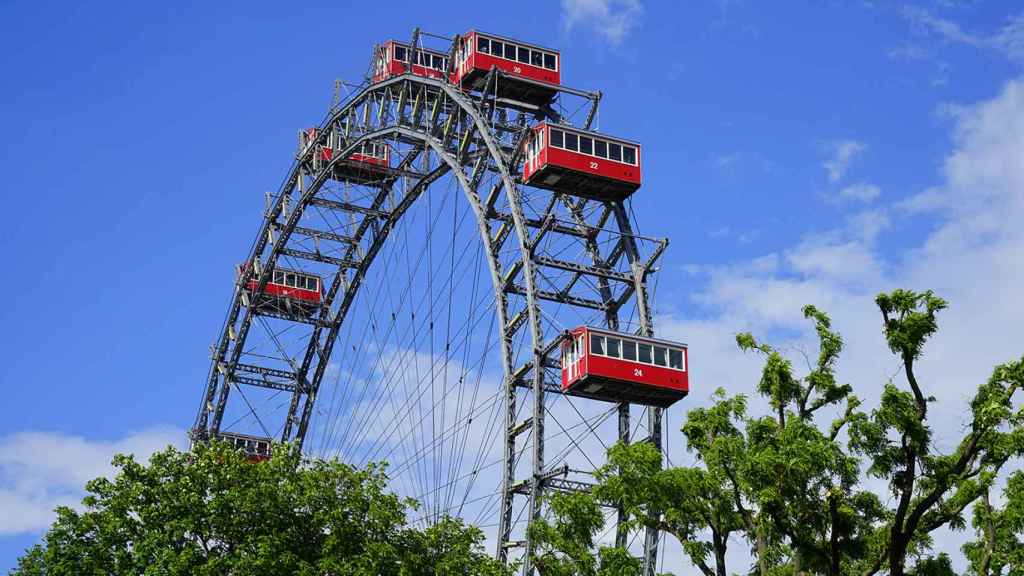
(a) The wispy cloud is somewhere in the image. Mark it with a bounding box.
[903,7,1024,64]
[659,77,1024,516]
[707,225,759,244]
[710,0,760,39]
[713,153,740,172]
[888,43,952,86]
[837,182,882,203]
[822,140,866,183]
[657,83,1024,574]
[711,151,778,179]
[561,0,644,44]
[903,6,983,46]
[0,427,184,535]
[888,43,932,61]
[993,13,1024,62]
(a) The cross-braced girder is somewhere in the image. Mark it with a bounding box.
[194,48,669,574]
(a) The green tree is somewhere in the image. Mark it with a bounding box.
[907,553,956,576]
[527,492,642,576]
[963,471,1024,575]
[10,441,510,576]
[735,305,884,576]
[595,305,882,575]
[594,431,743,576]
[849,290,1024,576]
[586,290,1023,576]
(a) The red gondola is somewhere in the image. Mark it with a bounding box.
[523,122,641,201]
[452,31,560,105]
[240,264,322,318]
[372,40,450,83]
[561,326,688,408]
[218,432,272,462]
[300,128,391,183]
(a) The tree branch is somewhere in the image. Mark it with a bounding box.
[861,551,885,576]
[722,462,755,534]
[659,522,715,576]
[904,355,927,419]
[905,427,987,539]
[829,400,858,442]
[981,490,994,576]
[890,431,917,573]
[829,493,840,576]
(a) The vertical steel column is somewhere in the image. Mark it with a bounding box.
[497,370,517,563]
[561,197,633,551]
[612,203,660,574]
[615,402,630,548]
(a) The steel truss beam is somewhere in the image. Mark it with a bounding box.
[232,375,297,393]
[533,254,635,283]
[251,307,331,328]
[279,247,360,268]
[291,226,356,245]
[505,284,608,311]
[194,61,667,576]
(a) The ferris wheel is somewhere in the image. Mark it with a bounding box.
[192,28,685,574]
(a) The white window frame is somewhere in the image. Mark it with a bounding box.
[583,332,688,373]
[545,127,639,166]
[668,348,686,371]
[478,35,558,71]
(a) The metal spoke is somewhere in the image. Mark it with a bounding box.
[193,44,668,575]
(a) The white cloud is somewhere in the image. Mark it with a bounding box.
[928,59,953,86]
[707,224,760,244]
[561,0,644,44]
[0,427,184,535]
[846,208,891,242]
[889,43,932,61]
[712,151,778,177]
[903,6,983,46]
[822,140,866,182]
[837,182,882,203]
[993,13,1024,63]
[676,76,1024,429]
[903,7,1024,64]
[888,42,952,86]
[656,76,1024,571]
[710,0,760,39]
[713,153,740,171]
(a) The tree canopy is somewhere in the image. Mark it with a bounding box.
[11,441,510,576]
[532,289,1023,576]
[14,288,1024,576]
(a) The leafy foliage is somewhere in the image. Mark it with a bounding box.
[593,438,741,576]
[907,553,956,576]
[14,289,1024,576]
[565,290,1023,576]
[10,441,510,576]
[527,492,642,576]
[736,306,885,576]
[849,290,1024,576]
[963,471,1024,575]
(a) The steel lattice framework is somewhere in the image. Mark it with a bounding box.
[193,30,669,575]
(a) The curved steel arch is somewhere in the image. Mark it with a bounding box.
[194,70,668,574]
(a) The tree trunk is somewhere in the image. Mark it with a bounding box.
[889,534,907,576]
[756,525,768,576]
[829,492,841,576]
[715,545,727,576]
[713,532,727,576]
[980,490,994,576]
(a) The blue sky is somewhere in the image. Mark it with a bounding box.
[2,0,1023,571]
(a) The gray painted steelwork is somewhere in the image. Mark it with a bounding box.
[192,31,669,575]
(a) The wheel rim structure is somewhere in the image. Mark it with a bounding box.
[193,35,669,575]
